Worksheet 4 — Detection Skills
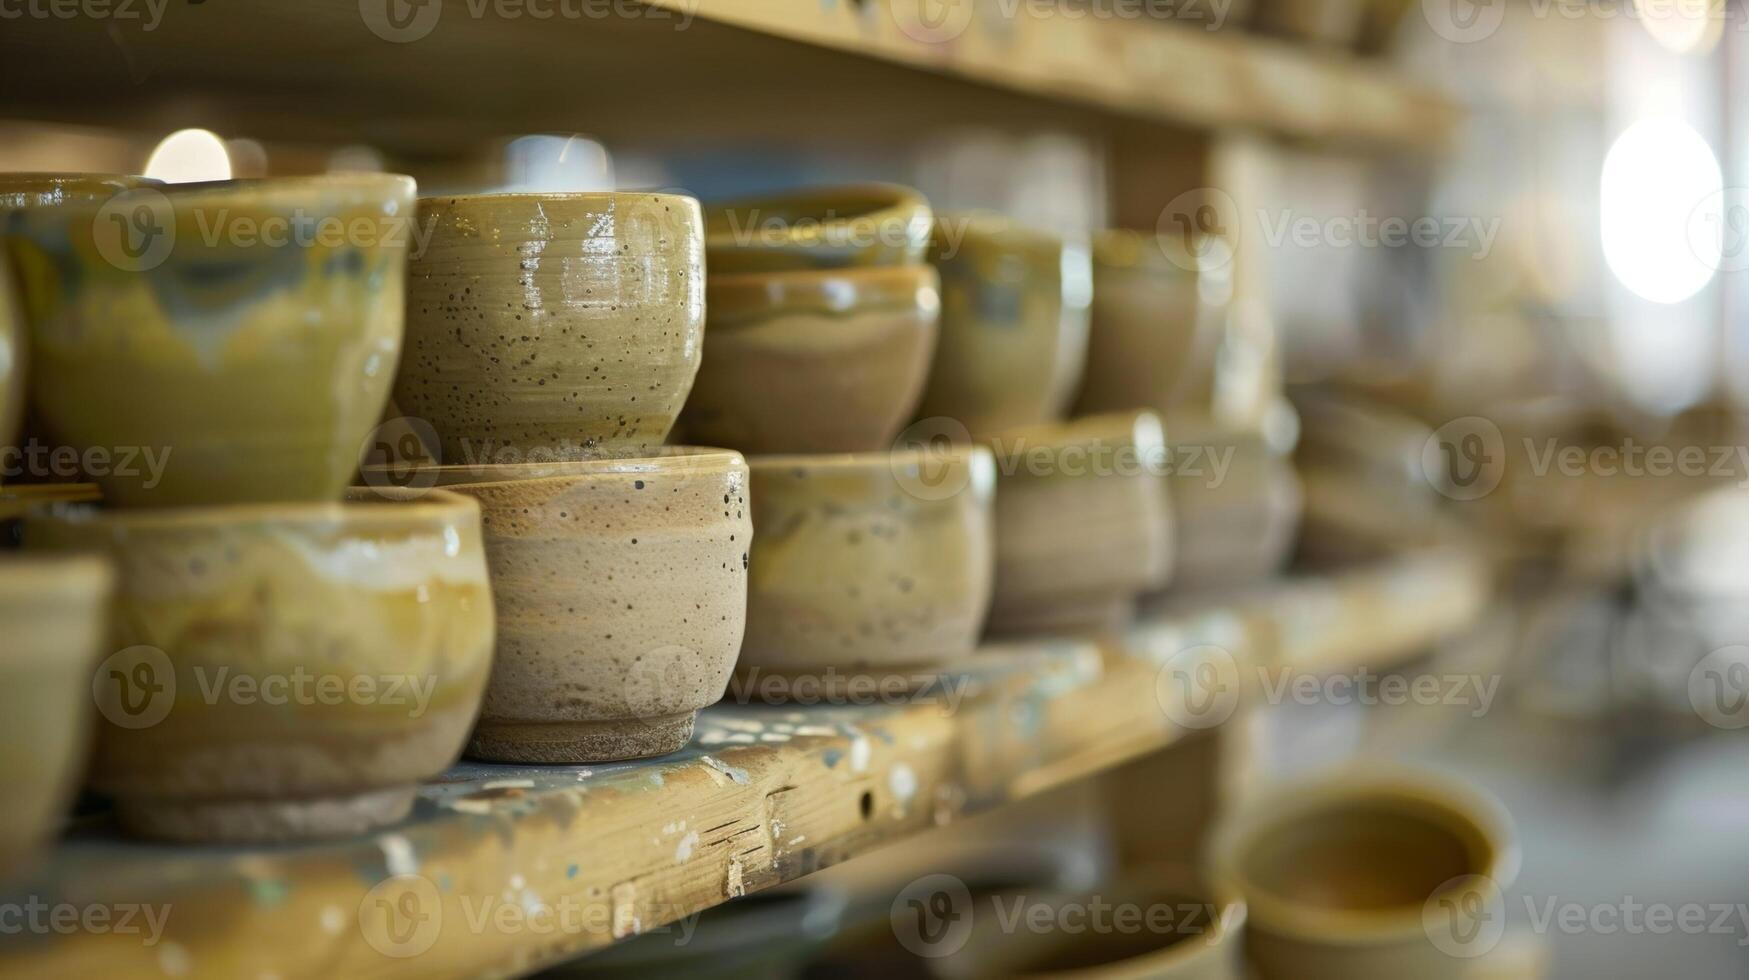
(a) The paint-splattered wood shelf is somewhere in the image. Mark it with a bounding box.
[0,548,1487,980]
[0,0,1458,154]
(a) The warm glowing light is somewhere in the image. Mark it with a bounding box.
[1600,118,1722,305]
[143,128,232,183]
[1635,0,1722,54]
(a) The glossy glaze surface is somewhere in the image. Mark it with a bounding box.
[704,183,932,274]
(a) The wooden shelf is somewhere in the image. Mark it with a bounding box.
[0,0,1458,154]
[0,549,1486,980]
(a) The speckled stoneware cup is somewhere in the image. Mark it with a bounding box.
[1210,771,1519,980]
[394,193,705,464]
[0,555,111,880]
[737,447,995,696]
[916,213,1092,438]
[985,411,1173,635]
[1073,229,1227,420]
[28,488,494,843]
[5,174,414,507]
[417,450,751,763]
[680,264,941,454]
[704,183,933,274]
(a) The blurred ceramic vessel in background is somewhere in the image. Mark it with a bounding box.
[737,447,995,697]
[395,192,705,464]
[0,555,110,880]
[1209,770,1520,980]
[916,213,1093,438]
[681,264,940,454]
[5,174,414,507]
[704,183,932,274]
[29,488,494,843]
[1166,421,1302,591]
[408,450,750,763]
[985,411,1172,635]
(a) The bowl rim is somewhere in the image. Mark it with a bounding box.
[749,444,992,473]
[6,172,417,221]
[1205,767,1521,945]
[417,189,701,209]
[27,486,480,532]
[704,182,928,239]
[983,410,1167,459]
[706,263,940,317]
[369,447,749,489]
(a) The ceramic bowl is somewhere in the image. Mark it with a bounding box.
[916,213,1092,438]
[704,183,932,274]
[931,866,1246,980]
[984,411,1172,635]
[4,174,414,507]
[737,447,995,695]
[414,449,750,763]
[394,192,705,464]
[0,555,111,879]
[1209,771,1520,980]
[1073,229,1227,420]
[1167,424,1302,591]
[680,264,940,454]
[27,487,493,843]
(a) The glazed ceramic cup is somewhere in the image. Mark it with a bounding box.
[5,174,414,507]
[931,866,1246,980]
[1210,771,1520,980]
[413,450,750,763]
[985,411,1172,635]
[680,265,941,454]
[737,447,995,695]
[0,555,111,879]
[1073,229,1227,420]
[0,172,153,213]
[1168,425,1302,591]
[28,487,494,843]
[395,192,705,464]
[916,213,1092,438]
[704,183,932,274]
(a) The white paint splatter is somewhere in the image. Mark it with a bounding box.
[675,830,700,862]
[850,735,871,773]
[888,764,918,803]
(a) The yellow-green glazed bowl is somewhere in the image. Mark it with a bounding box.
[1209,770,1520,980]
[395,193,705,464]
[917,213,1093,438]
[705,183,932,274]
[738,447,995,694]
[5,174,415,507]
[1073,229,1227,420]
[681,264,941,454]
[985,411,1172,635]
[0,555,111,881]
[28,487,494,843]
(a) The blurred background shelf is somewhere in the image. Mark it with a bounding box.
[0,0,1460,156]
[0,548,1485,980]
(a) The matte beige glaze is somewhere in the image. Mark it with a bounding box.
[917,213,1092,437]
[5,174,414,507]
[27,488,493,843]
[704,183,932,274]
[0,555,111,879]
[985,412,1173,635]
[424,450,751,762]
[1073,229,1227,420]
[681,265,940,454]
[1167,421,1302,590]
[932,867,1246,980]
[738,448,995,693]
[395,193,705,464]
[1210,771,1520,980]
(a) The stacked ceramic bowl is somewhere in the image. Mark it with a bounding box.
[686,185,996,699]
[385,191,751,763]
[916,213,1171,635]
[4,173,495,844]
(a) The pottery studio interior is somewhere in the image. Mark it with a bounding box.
[3,1,1749,978]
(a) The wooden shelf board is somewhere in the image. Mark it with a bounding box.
[0,549,1485,980]
[0,0,1457,154]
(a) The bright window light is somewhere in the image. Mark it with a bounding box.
[1600,117,1722,305]
[143,128,233,183]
